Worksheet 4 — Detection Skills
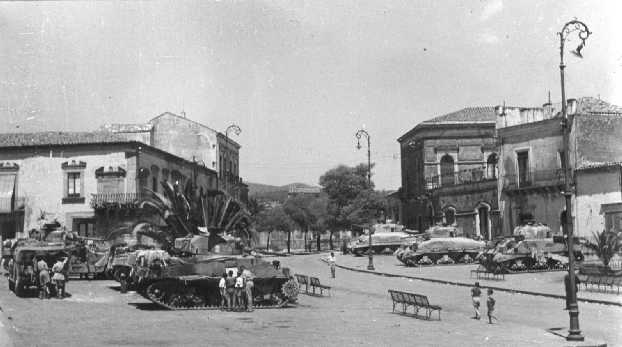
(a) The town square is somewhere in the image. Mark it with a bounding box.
[1,1,622,346]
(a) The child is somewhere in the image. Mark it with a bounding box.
[328,252,336,278]
[218,273,228,310]
[471,282,482,319]
[487,288,496,324]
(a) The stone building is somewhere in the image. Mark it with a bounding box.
[497,97,622,238]
[0,132,218,239]
[102,112,247,202]
[397,107,499,239]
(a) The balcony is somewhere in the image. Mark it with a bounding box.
[502,169,566,192]
[90,192,148,209]
[425,167,496,191]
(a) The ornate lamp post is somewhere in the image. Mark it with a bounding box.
[355,129,374,271]
[224,124,241,194]
[558,19,591,342]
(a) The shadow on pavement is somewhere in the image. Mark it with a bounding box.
[128,302,166,311]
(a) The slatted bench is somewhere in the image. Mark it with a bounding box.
[309,276,331,296]
[388,289,442,320]
[294,274,309,294]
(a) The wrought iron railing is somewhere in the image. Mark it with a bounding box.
[425,167,496,190]
[90,192,148,209]
[502,169,566,190]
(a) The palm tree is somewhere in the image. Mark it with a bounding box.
[586,230,622,268]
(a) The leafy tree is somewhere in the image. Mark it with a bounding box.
[283,195,315,251]
[586,230,622,268]
[255,206,297,253]
[307,195,329,251]
[344,190,388,228]
[319,163,374,208]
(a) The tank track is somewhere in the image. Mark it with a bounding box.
[143,282,289,310]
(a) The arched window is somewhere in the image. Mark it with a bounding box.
[440,154,455,186]
[486,153,498,179]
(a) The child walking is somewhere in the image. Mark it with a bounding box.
[487,288,496,324]
[471,282,482,319]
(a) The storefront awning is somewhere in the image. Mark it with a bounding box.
[0,174,17,212]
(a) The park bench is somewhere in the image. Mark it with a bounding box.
[294,274,309,294]
[309,276,331,296]
[470,267,505,281]
[388,289,442,320]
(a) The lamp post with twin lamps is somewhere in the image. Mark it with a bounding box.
[355,129,374,271]
[559,19,591,342]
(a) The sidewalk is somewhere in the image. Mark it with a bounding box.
[334,254,622,306]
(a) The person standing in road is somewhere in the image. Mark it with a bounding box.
[52,258,66,299]
[241,267,254,312]
[225,270,236,311]
[328,252,336,278]
[219,273,228,310]
[37,257,51,299]
[471,282,482,319]
[486,288,496,324]
[234,272,245,311]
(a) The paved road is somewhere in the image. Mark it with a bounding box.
[0,254,620,346]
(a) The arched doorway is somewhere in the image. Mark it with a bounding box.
[440,154,455,186]
[486,153,498,179]
[475,203,491,240]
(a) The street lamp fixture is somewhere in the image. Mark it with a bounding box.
[355,129,374,271]
[558,18,591,343]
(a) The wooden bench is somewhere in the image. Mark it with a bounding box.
[294,274,309,294]
[309,276,331,296]
[470,268,505,281]
[388,289,442,320]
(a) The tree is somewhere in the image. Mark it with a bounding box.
[283,195,315,252]
[255,206,297,253]
[307,195,329,251]
[344,190,388,228]
[586,230,622,268]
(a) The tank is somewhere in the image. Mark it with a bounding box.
[7,242,71,297]
[396,225,486,266]
[478,222,584,273]
[347,223,420,256]
[119,181,295,310]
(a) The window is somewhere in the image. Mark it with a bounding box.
[516,151,530,187]
[67,172,81,197]
[486,153,498,179]
[73,218,95,237]
[440,154,455,186]
[62,161,86,204]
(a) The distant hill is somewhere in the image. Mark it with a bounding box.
[247,182,317,202]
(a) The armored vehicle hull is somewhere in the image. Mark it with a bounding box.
[348,232,420,256]
[397,237,486,266]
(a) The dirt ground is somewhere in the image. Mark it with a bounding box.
[0,254,620,347]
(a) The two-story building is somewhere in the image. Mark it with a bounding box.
[0,131,218,239]
[497,97,622,238]
[397,107,500,239]
[102,112,247,202]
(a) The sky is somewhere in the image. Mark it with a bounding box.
[1,1,621,190]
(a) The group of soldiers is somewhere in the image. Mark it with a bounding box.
[218,266,254,311]
[27,256,68,299]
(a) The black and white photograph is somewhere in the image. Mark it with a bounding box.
[0,1,621,346]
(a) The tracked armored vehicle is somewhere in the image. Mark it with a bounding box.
[478,222,584,273]
[396,225,486,266]
[117,181,294,310]
[347,223,419,256]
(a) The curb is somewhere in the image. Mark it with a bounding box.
[327,260,622,308]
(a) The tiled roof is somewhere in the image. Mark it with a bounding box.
[0,131,130,148]
[100,123,152,133]
[576,97,622,115]
[422,106,496,124]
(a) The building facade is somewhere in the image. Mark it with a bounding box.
[0,132,218,239]
[397,107,500,239]
[497,97,622,238]
[102,112,247,202]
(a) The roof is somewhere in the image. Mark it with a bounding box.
[422,106,497,124]
[99,123,153,133]
[576,97,622,115]
[0,131,130,148]
[398,106,496,142]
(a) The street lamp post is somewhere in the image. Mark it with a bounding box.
[224,124,241,195]
[558,19,591,342]
[356,129,374,271]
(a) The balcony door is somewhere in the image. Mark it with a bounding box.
[517,151,530,187]
[440,155,455,186]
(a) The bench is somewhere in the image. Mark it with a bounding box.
[309,276,331,296]
[470,268,505,281]
[294,274,309,294]
[388,289,442,320]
